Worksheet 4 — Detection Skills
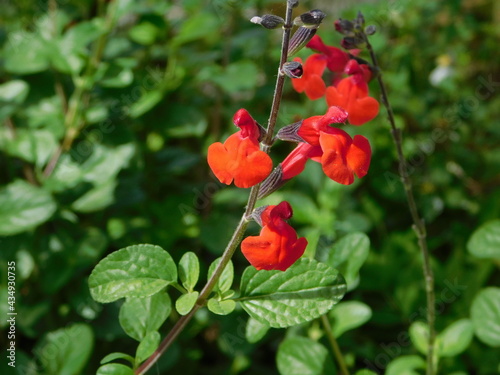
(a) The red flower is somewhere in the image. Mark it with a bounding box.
[325,60,379,125]
[241,201,307,271]
[306,35,351,73]
[318,129,371,185]
[297,105,348,145]
[207,109,272,188]
[291,54,327,100]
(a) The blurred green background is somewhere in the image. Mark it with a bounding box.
[1,0,499,374]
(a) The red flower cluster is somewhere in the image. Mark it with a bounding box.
[279,106,371,185]
[207,109,272,188]
[241,201,307,271]
[291,35,379,126]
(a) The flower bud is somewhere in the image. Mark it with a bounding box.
[251,14,285,29]
[334,19,355,36]
[282,61,303,78]
[365,25,377,35]
[288,27,317,55]
[293,9,326,28]
[341,36,366,50]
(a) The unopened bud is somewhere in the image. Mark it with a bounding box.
[288,26,317,55]
[282,61,303,78]
[341,36,366,50]
[251,14,285,29]
[293,9,326,28]
[356,11,365,27]
[365,25,376,35]
[334,19,355,36]
[277,120,305,143]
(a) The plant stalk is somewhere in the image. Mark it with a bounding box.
[135,2,295,374]
[363,33,436,375]
[320,315,350,375]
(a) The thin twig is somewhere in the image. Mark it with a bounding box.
[135,2,296,373]
[320,315,349,375]
[363,32,436,375]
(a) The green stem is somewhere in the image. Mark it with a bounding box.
[363,33,436,375]
[43,0,114,177]
[135,2,296,373]
[320,315,350,375]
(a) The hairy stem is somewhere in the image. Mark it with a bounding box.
[135,2,295,374]
[363,33,436,375]
[320,315,350,375]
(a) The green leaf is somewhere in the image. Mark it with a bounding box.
[239,258,346,328]
[385,355,426,375]
[119,292,171,341]
[128,90,164,118]
[129,22,159,45]
[210,61,259,93]
[207,298,236,315]
[470,287,500,347]
[208,258,234,294]
[436,319,474,357]
[175,292,199,315]
[97,363,135,375]
[326,232,370,289]
[172,13,219,46]
[0,180,57,236]
[355,371,378,375]
[467,220,500,259]
[100,352,135,365]
[178,252,200,291]
[330,301,372,337]
[136,331,161,364]
[36,323,94,375]
[71,179,118,213]
[4,32,50,74]
[245,317,270,344]
[276,336,328,375]
[409,321,429,355]
[0,80,29,120]
[89,244,177,303]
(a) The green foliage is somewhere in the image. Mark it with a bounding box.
[1,0,498,374]
[240,258,346,328]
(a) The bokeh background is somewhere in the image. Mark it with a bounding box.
[1,0,499,374]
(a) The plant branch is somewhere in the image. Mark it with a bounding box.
[320,315,349,375]
[135,2,295,374]
[363,33,436,375]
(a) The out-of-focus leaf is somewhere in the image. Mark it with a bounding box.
[330,301,372,337]
[385,355,426,375]
[97,363,134,375]
[470,287,500,347]
[245,317,269,344]
[409,321,429,355]
[276,336,328,375]
[135,331,160,364]
[4,32,50,74]
[435,319,474,357]
[467,220,500,259]
[0,180,57,236]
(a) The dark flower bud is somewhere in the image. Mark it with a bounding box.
[288,26,317,55]
[276,120,305,143]
[282,61,303,78]
[365,25,377,35]
[341,36,366,50]
[356,11,365,27]
[257,165,286,199]
[251,14,285,29]
[334,19,355,36]
[293,9,326,28]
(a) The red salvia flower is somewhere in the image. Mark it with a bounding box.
[306,34,351,73]
[297,105,348,145]
[291,54,328,100]
[325,59,379,125]
[318,129,371,185]
[241,201,307,271]
[207,109,272,188]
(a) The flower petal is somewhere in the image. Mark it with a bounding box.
[347,135,371,178]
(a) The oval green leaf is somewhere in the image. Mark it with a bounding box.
[467,220,500,259]
[277,336,328,375]
[330,301,372,338]
[89,244,177,303]
[119,292,171,341]
[97,363,135,375]
[178,252,200,292]
[208,258,234,294]
[207,298,236,315]
[0,180,57,236]
[436,319,474,357]
[409,321,429,355]
[470,287,500,347]
[239,258,346,328]
[175,291,199,316]
[136,331,161,364]
[245,316,270,344]
[386,355,426,375]
[100,352,135,365]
